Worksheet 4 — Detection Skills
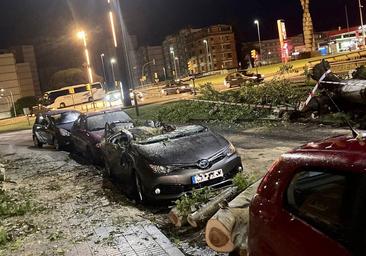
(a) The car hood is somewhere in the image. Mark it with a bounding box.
[89,130,105,142]
[56,122,74,132]
[134,131,229,165]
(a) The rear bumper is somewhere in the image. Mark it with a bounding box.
[141,154,243,201]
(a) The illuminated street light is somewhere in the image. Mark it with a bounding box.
[254,20,262,62]
[0,88,16,117]
[170,47,178,80]
[100,53,107,84]
[109,11,118,48]
[77,30,94,83]
[203,39,210,72]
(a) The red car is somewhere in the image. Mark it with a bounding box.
[248,134,366,256]
[70,109,133,163]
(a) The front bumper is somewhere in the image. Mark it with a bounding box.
[141,154,243,201]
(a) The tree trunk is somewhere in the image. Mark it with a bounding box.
[300,0,315,52]
[187,186,239,228]
[168,207,188,228]
[205,180,261,253]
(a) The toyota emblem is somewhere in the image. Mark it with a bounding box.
[198,159,210,169]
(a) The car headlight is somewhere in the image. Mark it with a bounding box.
[224,142,236,157]
[59,128,71,137]
[149,164,174,174]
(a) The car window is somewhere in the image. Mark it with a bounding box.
[74,86,88,93]
[286,170,366,253]
[50,112,80,125]
[87,111,132,132]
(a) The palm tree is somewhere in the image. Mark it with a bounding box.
[301,0,315,52]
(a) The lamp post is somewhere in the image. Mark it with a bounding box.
[254,20,262,61]
[100,53,107,84]
[141,59,156,86]
[359,0,366,46]
[170,47,178,80]
[175,57,180,78]
[203,39,210,72]
[0,89,16,117]
[110,58,117,87]
[77,31,94,84]
[163,67,167,81]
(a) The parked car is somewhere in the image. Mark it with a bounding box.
[32,110,80,150]
[101,123,243,202]
[248,134,366,256]
[70,109,133,163]
[224,72,264,88]
[161,81,193,95]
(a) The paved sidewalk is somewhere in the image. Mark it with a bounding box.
[68,223,184,256]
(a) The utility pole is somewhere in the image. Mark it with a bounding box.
[359,0,366,46]
[345,5,350,32]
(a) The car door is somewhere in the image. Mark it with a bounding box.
[264,169,356,256]
[71,116,87,153]
[35,115,53,145]
[104,134,123,177]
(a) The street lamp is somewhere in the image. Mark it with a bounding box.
[110,58,117,87]
[0,89,16,117]
[170,47,178,80]
[254,20,262,62]
[77,30,94,83]
[141,59,156,86]
[203,39,210,72]
[100,53,107,84]
[359,0,366,46]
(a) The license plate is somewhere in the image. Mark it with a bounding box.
[191,169,224,184]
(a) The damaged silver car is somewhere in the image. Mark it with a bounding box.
[101,123,243,203]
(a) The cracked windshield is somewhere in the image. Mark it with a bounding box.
[1,0,366,255]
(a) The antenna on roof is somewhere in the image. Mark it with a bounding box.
[324,91,360,139]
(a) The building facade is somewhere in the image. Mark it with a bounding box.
[138,46,166,84]
[187,24,238,74]
[10,45,41,96]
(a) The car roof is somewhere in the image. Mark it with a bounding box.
[83,108,128,117]
[284,133,366,172]
[44,110,80,116]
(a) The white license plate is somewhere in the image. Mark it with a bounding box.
[191,169,224,184]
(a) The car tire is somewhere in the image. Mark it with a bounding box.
[104,159,112,178]
[33,135,43,148]
[163,91,168,96]
[88,97,93,102]
[59,103,66,109]
[54,138,62,151]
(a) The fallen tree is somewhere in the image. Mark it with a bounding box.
[205,180,261,253]
[187,186,238,228]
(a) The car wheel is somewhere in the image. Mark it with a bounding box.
[104,159,112,177]
[164,91,168,96]
[59,103,66,109]
[54,138,62,151]
[33,135,43,148]
[88,97,93,102]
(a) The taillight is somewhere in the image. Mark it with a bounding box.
[257,158,281,194]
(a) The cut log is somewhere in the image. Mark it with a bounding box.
[205,208,248,252]
[168,207,187,228]
[205,180,262,253]
[187,186,238,228]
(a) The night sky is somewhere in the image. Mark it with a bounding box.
[0,0,361,86]
[0,0,360,47]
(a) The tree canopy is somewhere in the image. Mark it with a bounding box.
[49,68,103,90]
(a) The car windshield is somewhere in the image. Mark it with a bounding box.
[87,111,132,131]
[133,125,207,145]
[50,112,80,125]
